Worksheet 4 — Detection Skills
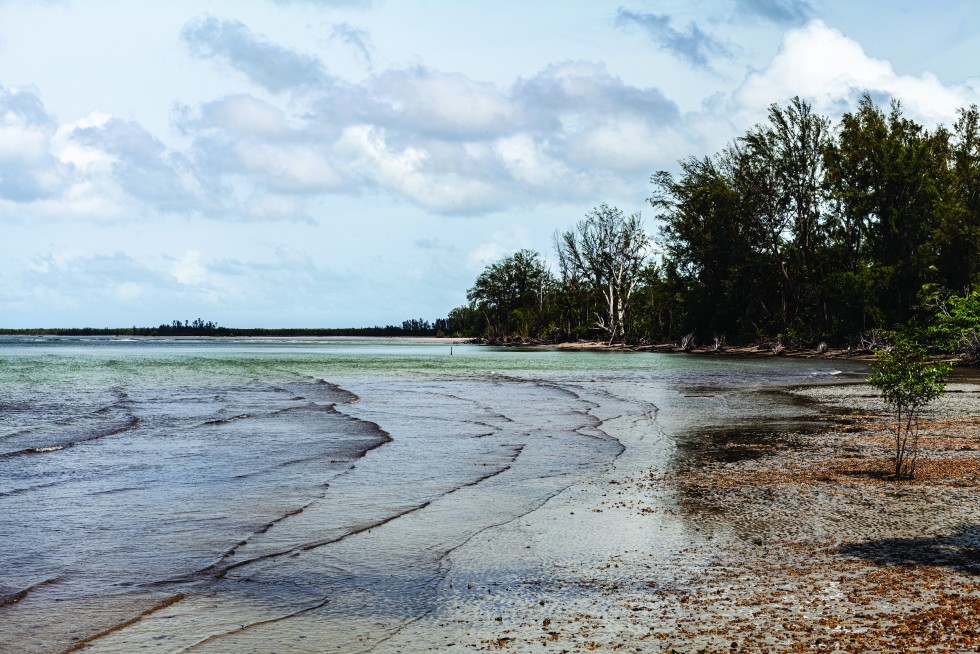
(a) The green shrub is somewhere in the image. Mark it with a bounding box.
[868,336,951,479]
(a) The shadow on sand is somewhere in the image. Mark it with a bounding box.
[838,525,980,575]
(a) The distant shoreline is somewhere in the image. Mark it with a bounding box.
[479,338,878,360]
[476,338,980,366]
[3,331,972,367]
[0,328,454,338]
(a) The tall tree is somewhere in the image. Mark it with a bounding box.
[941,105,980,289]
[738,97,832,336]
[825,96,946,327]
[555,204,649,343]
[650,154,760,340]
[467,249,555,340]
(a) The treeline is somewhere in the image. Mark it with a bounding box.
[453,95,980,354]
[1,317,457,338]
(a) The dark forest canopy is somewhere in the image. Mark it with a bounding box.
[453,95,980,355]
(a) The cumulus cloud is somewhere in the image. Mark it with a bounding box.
[178,94,293,139]
[616,9,733,70]
[171,249,208,285]
[0,85,214,222]
[70,117,203,213]
[11,14,980,227]
[355,67,516,140]
[171,49,682,214]
[181,15,331,92]
[0,17,690,221]
[514,61,681,169]
[515,61,678,125]
[0,85,69,202]
[734,20,980,127]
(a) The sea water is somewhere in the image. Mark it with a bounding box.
[0,337,865,652]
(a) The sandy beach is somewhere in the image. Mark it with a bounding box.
[378,376,980,653]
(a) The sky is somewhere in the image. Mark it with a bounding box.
[2,1,980,328]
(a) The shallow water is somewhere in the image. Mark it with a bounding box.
[0,337,866,652]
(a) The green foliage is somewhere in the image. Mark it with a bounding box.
[648,95,980,345]
[451,95,980,349]
[466,249,557,341]
[868,336,951,478]
[925,289,980,361]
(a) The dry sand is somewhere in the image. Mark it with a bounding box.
[378,377,980,653]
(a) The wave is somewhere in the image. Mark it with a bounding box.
[2,392,132,443]
[0,479,63,498]
[317,379,360,404]
[0,416,140,459]
[62,593,186,653]
[202,413,250,426]
[0,577,61,609]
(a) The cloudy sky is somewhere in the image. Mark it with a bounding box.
[2,1,979,328]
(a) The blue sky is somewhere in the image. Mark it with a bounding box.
[2,0,979,328]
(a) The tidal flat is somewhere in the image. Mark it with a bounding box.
[1,337,977,652]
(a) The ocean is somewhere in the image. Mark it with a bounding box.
[0,336,865,652]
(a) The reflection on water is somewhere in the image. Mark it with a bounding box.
[0,337,866,652]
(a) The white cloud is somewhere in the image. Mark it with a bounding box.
[329,23,374,70]
[6,13,980,231]
[615,10,735,71]
[0,89,211,222]
[167,50,684,215]
[0,16,691,222]
[494,134,569,189]
[54,112,116,173]
[185,95,293,139]
[181,15,331,93]
[235,140,343,192]
[735,20,980,127]
[359,67,516,139]
[0,85,69,202]
[172,249,208,285]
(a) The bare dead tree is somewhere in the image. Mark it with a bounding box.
[555,204,650,344]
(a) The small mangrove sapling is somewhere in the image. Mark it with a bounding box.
[868,337,951,479]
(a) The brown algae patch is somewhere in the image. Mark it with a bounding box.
[634,389,980,651]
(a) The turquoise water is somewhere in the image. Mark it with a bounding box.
[0,337,865,652]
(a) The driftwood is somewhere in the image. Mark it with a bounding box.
[857,329,890,353]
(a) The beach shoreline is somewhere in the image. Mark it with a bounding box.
[378,377,980,652]
[474,337,889,361]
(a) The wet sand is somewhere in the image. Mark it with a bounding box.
[379,379,980,652]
